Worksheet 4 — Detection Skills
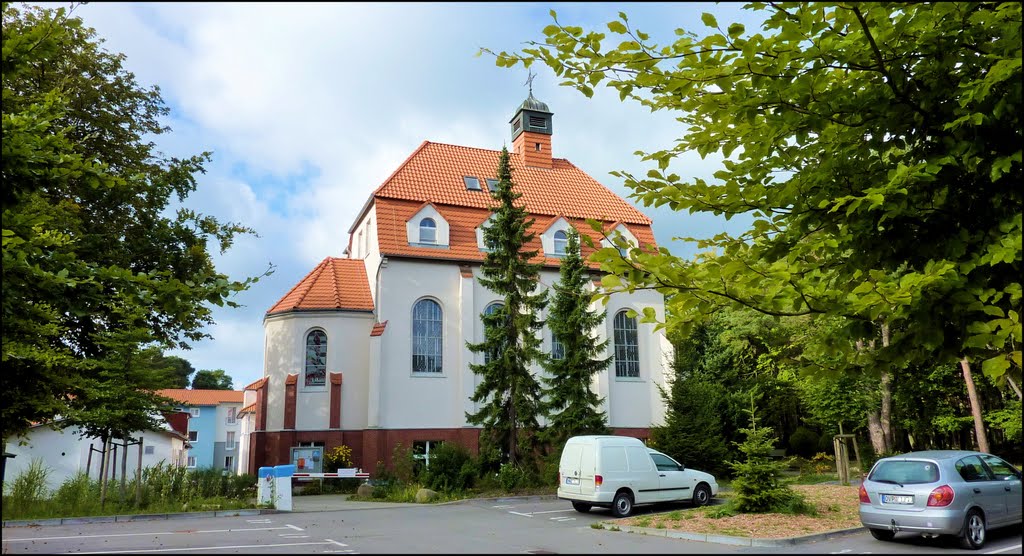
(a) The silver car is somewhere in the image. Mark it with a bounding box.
[859,450,1023,549]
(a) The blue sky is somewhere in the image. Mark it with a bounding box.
[67,2,767,388]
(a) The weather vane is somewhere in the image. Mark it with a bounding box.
[524,68,536,96]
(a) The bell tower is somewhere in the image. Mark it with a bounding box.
[509,72,553,169]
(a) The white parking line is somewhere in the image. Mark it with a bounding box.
[986,544,1023,554]
[3,526,297,543]
[66,541,348,554]
[550,517,576,522]
[492,504,514,509]
[509,511,534,518]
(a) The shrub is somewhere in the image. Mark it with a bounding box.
[497,463,527,491]
[788,427,820,458]
[323,444,354,473]
[391,443,417,483]
[420,443,475,493]
[811,452,835,474]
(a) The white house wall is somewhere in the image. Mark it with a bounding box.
[374,257,670,431]
[262,310,373,432]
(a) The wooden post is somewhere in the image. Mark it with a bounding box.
[136,437,144,506]
[833,435,850,485]
[120,439,128,501]
[100,436,112,508]
[86,442,94,478]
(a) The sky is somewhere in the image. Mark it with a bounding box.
[64,2,767,389]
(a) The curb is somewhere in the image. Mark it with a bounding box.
[2,508,279,529]
[596,522,864,546]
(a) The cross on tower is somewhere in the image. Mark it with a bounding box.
[524,69,536,96]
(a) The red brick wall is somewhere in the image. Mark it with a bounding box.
[284,374,297,430]
[329,373,342,429]
[513,131,552,169]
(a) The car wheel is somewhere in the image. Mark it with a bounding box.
[571,501,591,513]
[959,509,986,550]
[692,483,712,507]
[869,528,895,541]
[611,491,633,518]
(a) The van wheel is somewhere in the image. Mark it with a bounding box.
[959,509,986,549]
[611,491,633,518]
[692,483,712,507]
[571,501,591,513]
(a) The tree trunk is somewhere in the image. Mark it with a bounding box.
[866,411,888,455]
[879,323,894,451]
[1007,375,1022,400]
[960,357,990,453]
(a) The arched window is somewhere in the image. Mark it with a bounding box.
[551,331,565,360]
[305,330,327,387]
[419,218,437,244]
[483,302,504,364]
[412,299,443,373]
[613,310,639,378]
[553,230,568,256]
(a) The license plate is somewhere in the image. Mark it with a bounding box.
[564,477,579,485]
[882,494,913,505]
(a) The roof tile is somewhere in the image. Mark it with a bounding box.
[156,389,244,405]
[267,258,374,315]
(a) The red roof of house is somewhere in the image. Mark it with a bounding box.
[267,257,374,315]
[243,377,267,391]
[155,389,244,405]
[370,321,388,337]
[238,402,256,415]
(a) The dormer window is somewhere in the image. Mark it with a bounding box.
[485,178,498,191]
[419,218,437,244]
[464,176,482,191]
[553,230,568,256]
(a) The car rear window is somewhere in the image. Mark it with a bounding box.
[869,460,940,484]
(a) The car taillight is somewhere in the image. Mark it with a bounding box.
[927,485,955,507]
[858,484,870,504]
[595,474,603,487]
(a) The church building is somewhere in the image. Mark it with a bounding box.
[239,93,672,475]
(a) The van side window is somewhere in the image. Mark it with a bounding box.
[601,447,628,472]
[651,453,681,472]
[626,446,652,472]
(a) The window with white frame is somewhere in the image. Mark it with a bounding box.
[553,230,568,256]
[188,430,199,442]
[305,329,327,387]
[412,299,443,373]
[187,456,197,468]
[226,431,236,450]
[189,407,200,417]
[419,218,437,244]
[224,456,234,469]
[483,302,504,364]
[613,310,640,378]
[551,330,565,361]
[226,407,237,425]
[413,440,443,471]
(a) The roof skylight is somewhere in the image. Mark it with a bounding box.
[464,176,481,190]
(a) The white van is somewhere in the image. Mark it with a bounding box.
[557,435,719,517]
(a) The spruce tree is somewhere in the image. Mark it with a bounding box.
[540,229,611,446]
[466,146,548,467]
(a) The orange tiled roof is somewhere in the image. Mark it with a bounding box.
[374,141,651,225]
[369,142,656,265]
[244,377,267,391]
[370,321,388,337]
[156,389,244,405]
[375,197,655,267]
[267,257,374,315]
[238,402,256,415]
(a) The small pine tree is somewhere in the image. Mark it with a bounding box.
[540,229,610,446]
[466,146,548,467]
[729,395,795,513]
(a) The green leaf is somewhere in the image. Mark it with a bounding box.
[701,12,718,28]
